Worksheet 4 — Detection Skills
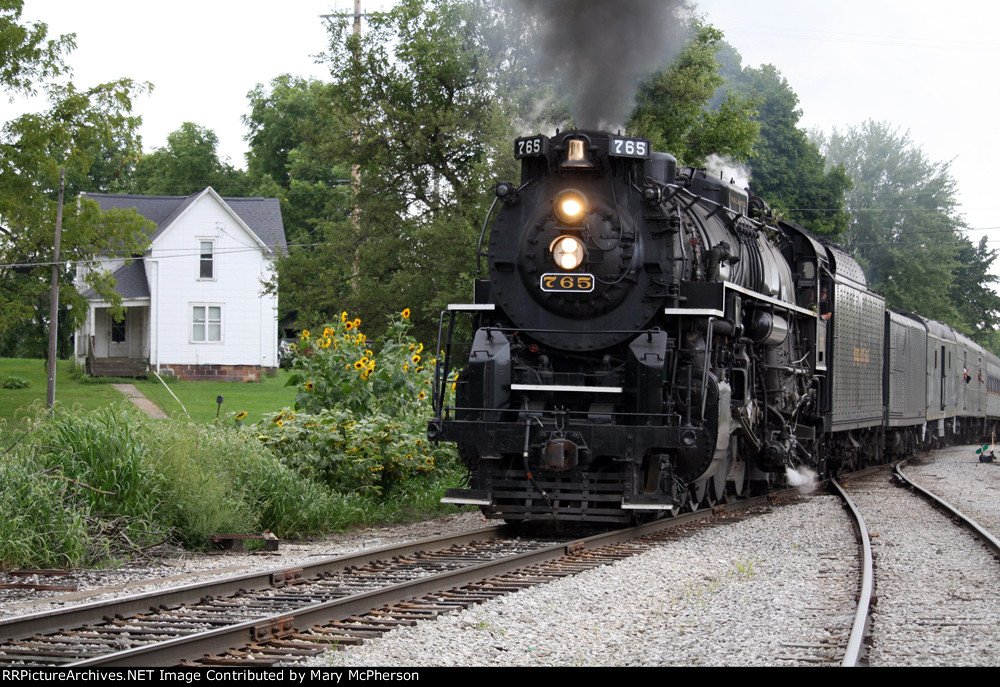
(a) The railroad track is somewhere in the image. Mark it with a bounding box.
[12,469,958,668]
[1,509,749,667]
[836,463,1000,666]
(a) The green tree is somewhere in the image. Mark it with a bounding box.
[820,120,1000,340]
[0,2,153,356]
[0,0,73,96]
[628,22,759,166]
[244,76,349,249]
[717,46,850,238]
[127,121,252,196]
[302,0,531,342]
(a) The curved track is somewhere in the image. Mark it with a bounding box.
[838,462,1000,666]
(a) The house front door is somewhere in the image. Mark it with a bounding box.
[109,311,128,357]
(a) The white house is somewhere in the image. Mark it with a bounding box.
[73,187,286,382]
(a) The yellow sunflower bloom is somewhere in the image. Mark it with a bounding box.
[411,354,421,364]
[235,411,247,421]
[341,311,348,322]
[418,391,427,400]
[354,360,364,370]
[345,321,354,331]
[353,318,361,328]
[305,382,314,391]
[323,327,334,338]
[301,329,311,339]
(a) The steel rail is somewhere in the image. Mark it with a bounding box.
[2,484,808,667]
[895,461,1000,557]
[830,478,874,667]
[71,505,750,666]
[0,525,506,644]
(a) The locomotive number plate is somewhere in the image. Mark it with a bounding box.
[515,135,549,158]
[540,273,595,293]
[608,135,650,159]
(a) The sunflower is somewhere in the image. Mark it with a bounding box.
[418,391,427,400]
[323,327,335,338]
[305,382,314,391]
[354,360,365,370]
[353,318,361,328]
[411,354,421,364]
[301,329,311,339]
[345,321,354,331]
[235,411,247,421]
[402,308,410,319]
[341,311,348,322]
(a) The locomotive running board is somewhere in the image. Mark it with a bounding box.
[621,501,677,512]
[511,384,623,394]
[441,488,492,506]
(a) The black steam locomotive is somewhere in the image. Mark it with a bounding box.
[427,129,1000,524]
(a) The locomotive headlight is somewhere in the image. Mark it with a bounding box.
[550,235,585,271]
[553,189,589,225]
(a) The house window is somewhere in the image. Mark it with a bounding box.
[199,240,215,279]
[110,316,126,344]
[192,305,222,342]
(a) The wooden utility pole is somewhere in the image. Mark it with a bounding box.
[322,2,368,292]
[46,168,66,411]
[350,0,362,294]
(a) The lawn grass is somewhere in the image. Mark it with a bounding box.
[0,358,297,424]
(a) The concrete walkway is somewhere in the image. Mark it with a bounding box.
[112,383,169,419]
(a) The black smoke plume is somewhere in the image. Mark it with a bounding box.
[517,0,687,130]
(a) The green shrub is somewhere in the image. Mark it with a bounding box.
[0,375,30,389]
[255,310,458,496]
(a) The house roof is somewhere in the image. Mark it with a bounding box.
[83,188,287,254]
[80,259,150,301]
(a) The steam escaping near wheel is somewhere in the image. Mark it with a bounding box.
[786,466,819,494]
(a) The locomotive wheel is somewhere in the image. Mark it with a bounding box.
[688,479,709,511]
[724,439,746,502]
[707,461,727,507]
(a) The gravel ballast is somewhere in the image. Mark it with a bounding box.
[3,445,999,667]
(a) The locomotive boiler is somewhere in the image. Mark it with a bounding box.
[427,129,987,524]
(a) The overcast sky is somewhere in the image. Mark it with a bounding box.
[4,0,999,245]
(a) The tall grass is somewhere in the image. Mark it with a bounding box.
[0,403,344,569]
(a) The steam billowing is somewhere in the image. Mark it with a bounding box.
[517,0,687,130]
[785,466,819,495]
[705,154,753,191]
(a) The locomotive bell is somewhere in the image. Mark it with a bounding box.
[560,138,594,169]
